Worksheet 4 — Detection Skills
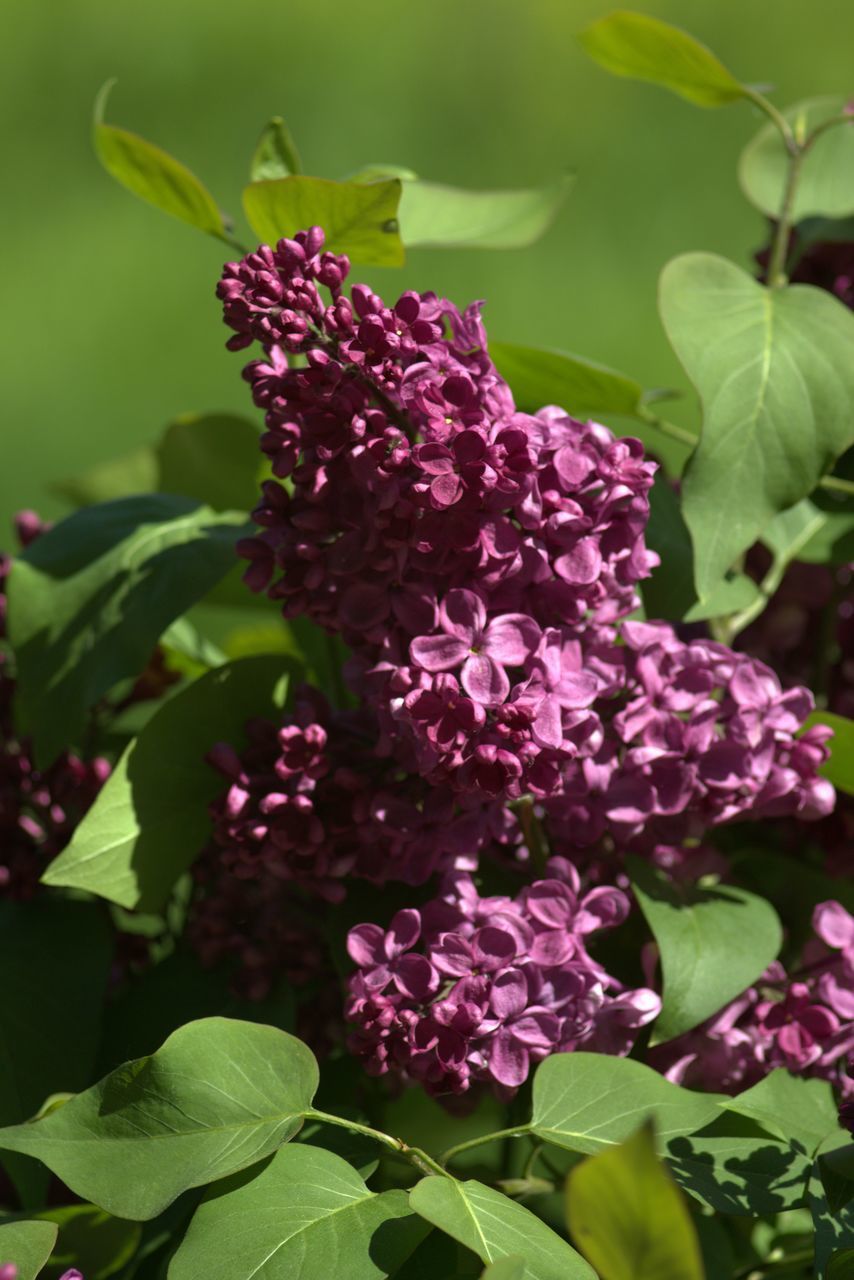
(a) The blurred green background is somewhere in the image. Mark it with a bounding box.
[4,0,854,533]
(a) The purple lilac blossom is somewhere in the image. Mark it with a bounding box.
[202,686,506,899]
[345,858,659,1097]
[648,900,854,1095]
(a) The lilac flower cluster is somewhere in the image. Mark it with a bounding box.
[218,230,831,824]
[539,621,834,853]
[202,690,505,901]
[649,900,854,1096]
[345,858,659,1096]
[213,226,837,1100]
[0,515,110,898]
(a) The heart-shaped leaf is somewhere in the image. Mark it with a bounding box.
[659,252,854,598]
[740,97,854,221]
[630,858,782,1043]
[530,1053,719,1155]
[0,1018,319,1220]
[170,1144,426,1280]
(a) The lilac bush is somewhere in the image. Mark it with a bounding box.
[2,11,854,1280]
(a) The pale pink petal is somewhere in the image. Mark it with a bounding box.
[482,614,542,666]
[461,654,510,706]
[410,634,470,672]
[440,588,485,643]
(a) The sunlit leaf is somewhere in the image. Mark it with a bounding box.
[93,81,224,236]
[0,1019,319,1220]
[250,116,302,181]
[243,176,404,266]
[659,252,854,597]
[740,97,854,221]
[579,10,745,107]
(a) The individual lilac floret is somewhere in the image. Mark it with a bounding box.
[648,902,854,1096]
[345,859,659,1097]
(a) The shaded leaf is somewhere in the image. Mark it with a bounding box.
[250,117,302,181]
[43,656,294,911]
[409,1177,595,1280]
[347,163,419,183]
[810,1157,854,1277]
[0,1018,319,1220]
[667,1134,811,1215]
[659,252,854,597]
[740,97,854,221]
[567,1122,704,1280]
[531,1053,719,1156]
[7,495,250,764]
[52,413,262,514]
[398,178,569,250]
[579,10,744,107]
[630,858,782,1043]
[828,1249,854,1280]
[0,1220,57,1280]
[243,176,404,266]
[171,1145,426,1280]
[93,82,224,236]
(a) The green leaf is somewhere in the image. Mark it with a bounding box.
[397,178,569,250]
[243,176,404,266]
[579,10,745,107]
[490,342,648,418]
[37,1204,141,1280]
[641,476,761,621]
[171,1144,426,1280]
[530,1053,719,1156]
[250,117,302,181]
[0,1221,58,1280]
[667,1134,811,1215]
[810,1157,854,1277]
[804,710,854,796]
[629,858,782,1044]
[42,656,294,911]
[409,1177,595,1280]
[723,1071,842,1155]
[480,1259,526,1280]
[659,252,854,598]
[7,495,250,764]
[157,413,262,512]
[93,82,224,237]
[53,413,262,514]
[0,1018,319,1220]
[566,1123,704,1280]
[740,98,854,221]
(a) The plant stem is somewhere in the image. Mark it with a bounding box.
[640,413,698,448]
[215,229,251,257]
[743,89,799,154]
[765,145,807,288]
[818,473,854,497]
[441,1125,531,1166]
[514,797,549,876]
[305,1108,449,1178]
